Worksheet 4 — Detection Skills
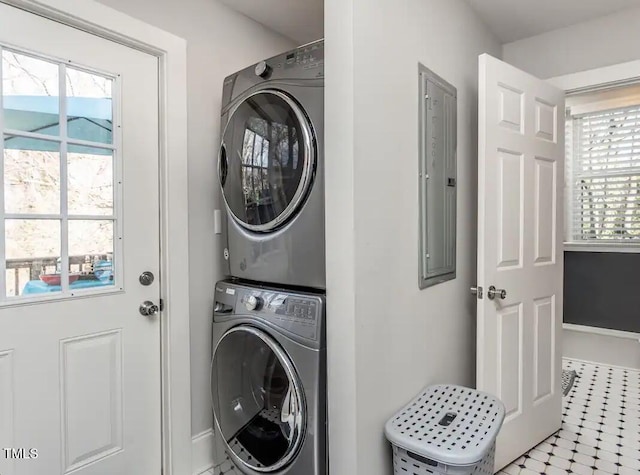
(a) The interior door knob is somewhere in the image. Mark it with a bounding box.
[140,301,159,316]
[487,286,507,300]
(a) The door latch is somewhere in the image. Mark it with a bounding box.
[470,286,483,299]
[139,271,155,286]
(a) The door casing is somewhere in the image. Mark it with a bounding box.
[0,0,191,473]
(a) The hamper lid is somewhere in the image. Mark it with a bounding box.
[384,384,505,466]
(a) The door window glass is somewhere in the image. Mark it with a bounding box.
[66,67,113,144]
[2,51,59,136]
[5,218,60,296]
[212,328,304,471]
[221,91,311,230]
[4,138,60,214]
[1,46,118,300]
[68,144,113,215]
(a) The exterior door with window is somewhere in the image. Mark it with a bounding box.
[476,54,565,469]
[0,3,161,474]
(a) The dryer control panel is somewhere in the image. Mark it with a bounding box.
[283,41,324,72]
[213,281,325,347]
[221,39,325,108]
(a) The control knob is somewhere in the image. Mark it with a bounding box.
[255,61,272,78]
[245,295,263,311]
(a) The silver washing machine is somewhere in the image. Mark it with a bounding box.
[210,280,326,475]
[218,40,325,290]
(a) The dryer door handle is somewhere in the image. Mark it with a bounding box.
[219,143,228,186]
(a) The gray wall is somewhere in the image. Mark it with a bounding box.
[97,0,295,439]
[564,252,640,332]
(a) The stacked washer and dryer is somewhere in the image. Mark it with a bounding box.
[211,41,326,475]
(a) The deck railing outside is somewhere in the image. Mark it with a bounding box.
[6,254,110,296]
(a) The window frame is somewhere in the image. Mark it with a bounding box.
[565,99,640,252]
[0,43,123,304]
[550,61,640,254]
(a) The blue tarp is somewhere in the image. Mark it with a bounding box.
[4,95,112,119]
[3,95,112,154]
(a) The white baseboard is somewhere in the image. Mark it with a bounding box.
[191,428,215,475]
[563,323,640,370]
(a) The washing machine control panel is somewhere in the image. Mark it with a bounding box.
[214,283,324,345]
[258,292,321,342]
[285,297,317,318]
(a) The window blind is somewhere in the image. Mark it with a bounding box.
[570,104,640,242]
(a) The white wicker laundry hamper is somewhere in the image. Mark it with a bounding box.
[385,385,505,475]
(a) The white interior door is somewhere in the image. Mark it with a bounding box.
[476,54,564,470]
[0,3,161,474]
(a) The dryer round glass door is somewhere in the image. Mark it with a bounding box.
[211,325,306,472]
[219,89,315,232]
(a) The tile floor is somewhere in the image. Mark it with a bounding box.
[204,358,640,475]
[500,358,640,475]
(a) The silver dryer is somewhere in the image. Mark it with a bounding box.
[218,41,325,290]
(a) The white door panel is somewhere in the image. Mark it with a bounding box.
[477,54,564,470]
[0,3,160,474]
[0,349,14,474]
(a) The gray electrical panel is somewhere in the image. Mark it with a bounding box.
[419,65,457,289]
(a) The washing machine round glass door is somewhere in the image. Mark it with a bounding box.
[211,325,305,472]
[219,89,315,232]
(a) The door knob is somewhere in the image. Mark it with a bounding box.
[487,286,507,300]
[139,300,159,316]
